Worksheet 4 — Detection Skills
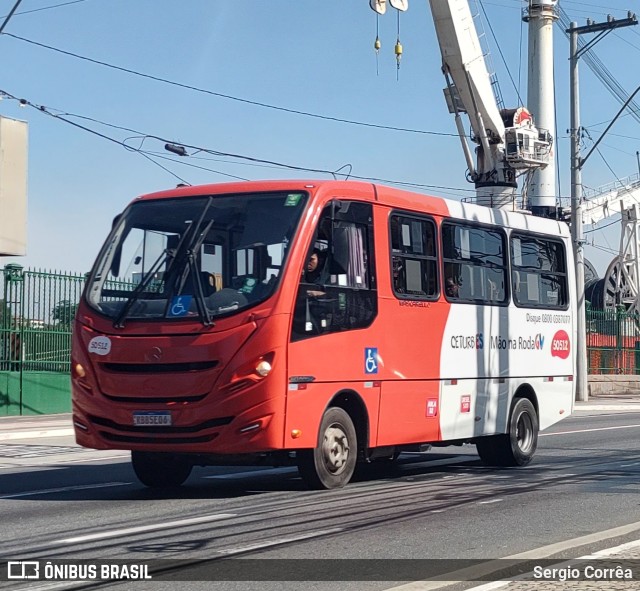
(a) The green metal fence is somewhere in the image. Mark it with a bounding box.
[586,306,640,375]
[1,264,85,415]
[2,263,640,415]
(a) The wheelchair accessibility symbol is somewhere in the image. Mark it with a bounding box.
[364,347,379,374]
[168,295,192,317]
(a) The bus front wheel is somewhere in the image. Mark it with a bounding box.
[131,451,192,487]
[476,398,538,467]
[298,407,357,489]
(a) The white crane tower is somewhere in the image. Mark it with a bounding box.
[524,0,558,218]
[429,0,553,211]
[370,0,555,214]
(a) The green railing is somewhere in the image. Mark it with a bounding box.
[2,263,640,413]
[586,306,640,375]
[1,264,86,415]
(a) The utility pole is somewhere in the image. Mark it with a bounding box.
[568,13,637,402]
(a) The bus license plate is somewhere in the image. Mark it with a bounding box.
[133,411,172,426]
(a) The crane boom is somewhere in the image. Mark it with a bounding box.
[368,0,552,210]
[426,0,551,209]
[429,0,504,145]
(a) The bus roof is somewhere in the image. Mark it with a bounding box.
[135,179,570,238]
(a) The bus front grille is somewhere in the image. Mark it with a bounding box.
[99,432,218,445]
[103,393,208,404]
[101,361,218,373]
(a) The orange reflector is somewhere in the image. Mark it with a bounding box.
[74,364,86,378]
[291,429,302,439]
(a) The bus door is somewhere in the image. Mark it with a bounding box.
[286,200,380,448]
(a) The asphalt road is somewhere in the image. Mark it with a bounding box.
[1,409,640,591]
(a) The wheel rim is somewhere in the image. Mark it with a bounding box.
[321,423,350,475]
[515,411,534,453]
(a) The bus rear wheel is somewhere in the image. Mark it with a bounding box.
[476,398,538,467]
[298,407,357,489]
[131,451,192,487]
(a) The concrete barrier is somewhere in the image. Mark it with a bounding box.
[588,375,640,397]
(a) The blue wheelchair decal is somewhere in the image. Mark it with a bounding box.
[364,347,378,374]
[168,295,192,317]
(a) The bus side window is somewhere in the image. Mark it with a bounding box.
[441,221,507,305]
[291,201,377,342]
[510,233,567,310]
[389,212,438,300]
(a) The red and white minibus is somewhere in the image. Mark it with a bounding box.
[71,180,575,489]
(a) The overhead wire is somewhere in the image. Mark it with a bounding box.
[584,216,621,234]
[561,0,633,13]
[589,243,618,256]
[0,0,24,35]
[0,90,476,196]
[0,0,95,19]
[4,3,613,205]
[557,7,640,128]
[582,129,624,188]
[1,32,458,138]
[478,0,523,105]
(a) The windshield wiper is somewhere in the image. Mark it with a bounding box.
[113,197,215,329]
[113,249,170,329]
[178,219,215,327]
[164,197,213,280]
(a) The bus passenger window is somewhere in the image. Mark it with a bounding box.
[389,213,438,300]
[510,234,568,309]
[442,222,507,305]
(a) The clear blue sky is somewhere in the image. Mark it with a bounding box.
[0,0,638,276]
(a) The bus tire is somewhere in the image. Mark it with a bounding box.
[298,407,357,489]
[131,451,192,487]
[476,398,538,467]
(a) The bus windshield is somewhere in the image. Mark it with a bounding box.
[86,191,308,325]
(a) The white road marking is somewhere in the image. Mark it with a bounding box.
[203,467,296,479]
[458,583,507,591]
[540,423,640,436]
[61,513,237,544]
[0,429,74,441]
[585,538,640,557]
[407,456,472,467]
[461,539,640,591]
[384,520,640,591]
[0,482,131,499]
[217,527,344,555]
[55,454,129,463]
[477,498,503,505]
[3,582,88,591]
